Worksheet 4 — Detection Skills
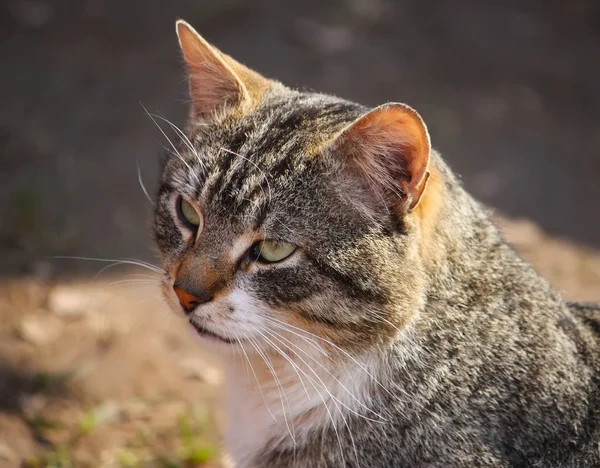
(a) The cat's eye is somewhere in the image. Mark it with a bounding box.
[251,240,296,263]
[176,196,201,230]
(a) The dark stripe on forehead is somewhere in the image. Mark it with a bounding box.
[252,197,270,229]
[240,149,295,198]
[233,151,310,220]
[219,112,330,213]
[231,148,315,222]
[266,151,297,181]
[186,119,250,200]
[224,152,259,204]
[234,181,269,219]
[216,116,282,205]
[225,128,248,155]
[203,148,237,202]
[193,93,366,216]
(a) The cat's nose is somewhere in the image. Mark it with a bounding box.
[173,284,212,313]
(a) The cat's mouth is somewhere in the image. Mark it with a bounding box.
[188,318,237,344]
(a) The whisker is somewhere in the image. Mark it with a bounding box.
[101,279,160,290]
[264,316,395,399]
[121,257,165,272]
[116,273,159,280]
[243,333,296,445]
[265,329,385,423]
[263,317,334,363]
[248,332,310,453]
[232,330,278,423]
[140,103,200,185]
[149,113,207,173]
[51,256,165,274]
[136,161,154,206]
[264,329,362,465]
[257,330,348,466]
[264,328,379,428]
[256,331,310,400]
[248,334,300,444]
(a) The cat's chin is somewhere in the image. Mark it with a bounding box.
[188,319,237,345]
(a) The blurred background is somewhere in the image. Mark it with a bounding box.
[0,0,599,466]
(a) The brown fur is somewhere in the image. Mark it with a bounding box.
[151,21,600,468]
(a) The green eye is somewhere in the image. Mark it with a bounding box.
[176,196,201,229]
[252,240,296,263]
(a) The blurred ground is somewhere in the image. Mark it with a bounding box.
[0,275,225,467]
[0,0,599,466]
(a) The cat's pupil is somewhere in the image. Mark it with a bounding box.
[250,242,262,261]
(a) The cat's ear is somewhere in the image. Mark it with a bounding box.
[329,103,431,213]
[175,20,270,118]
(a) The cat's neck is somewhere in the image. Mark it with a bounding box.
[221,343,384,462]
[410,153,512,294]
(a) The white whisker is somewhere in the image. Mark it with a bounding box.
[232,330,278,423]
[258,330,349,466]
[136,161,154,206]
[243,332,296,445]
[149,112,207,173]
[101,279,160,290]
[141,103,200,184]
[264,316,394,399]
[121,257,165,272]
[265,329,385,423]
[51,256,165,275]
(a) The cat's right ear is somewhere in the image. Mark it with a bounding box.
[175,20,270,119]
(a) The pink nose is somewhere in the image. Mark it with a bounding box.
[173,285,207,312]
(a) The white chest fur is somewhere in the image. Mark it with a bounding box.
[221,349,380,467]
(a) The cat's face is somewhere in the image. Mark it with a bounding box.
[153,21,432,357]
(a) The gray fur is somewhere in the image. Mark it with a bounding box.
[153,36,600,468]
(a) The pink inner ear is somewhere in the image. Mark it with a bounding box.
[176,22,247,117]
[188,65,244,113]
[338,104,431,211]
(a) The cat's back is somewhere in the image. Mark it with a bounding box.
[550,301,600,467]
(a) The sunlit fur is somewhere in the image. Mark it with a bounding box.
[152,21,600,468]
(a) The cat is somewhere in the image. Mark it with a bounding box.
[152,20,600,468]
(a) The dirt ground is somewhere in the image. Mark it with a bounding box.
[0,0,599,466]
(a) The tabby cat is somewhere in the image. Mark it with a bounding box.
[153,20,600,467]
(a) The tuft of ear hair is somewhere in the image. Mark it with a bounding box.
[328,103,431,214]
[175,20,271,119]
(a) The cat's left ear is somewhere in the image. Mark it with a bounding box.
[176,20,271,118]
[329,103,431,213]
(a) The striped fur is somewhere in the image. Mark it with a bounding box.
[152,21,600,468]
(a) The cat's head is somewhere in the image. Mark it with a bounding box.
[154,20,436,357]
